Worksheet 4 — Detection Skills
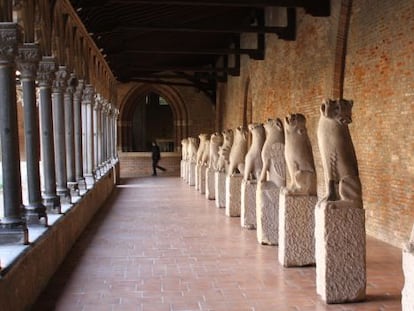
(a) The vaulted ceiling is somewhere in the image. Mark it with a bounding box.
[69,0,330,99]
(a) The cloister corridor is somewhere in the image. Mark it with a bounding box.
[30,176,403,311]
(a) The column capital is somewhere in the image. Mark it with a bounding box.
[82,84,95,104]
[16,43,40,80]
[66,72,78,94]
[37,56,57,87]
[52,65,68,93]
[75,79,85,97]
[94,93,103,110]
[0,22,18,64]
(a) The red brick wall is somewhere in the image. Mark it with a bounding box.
[220,2,414,248]
[119,152,181,178]
[344,0,414,246]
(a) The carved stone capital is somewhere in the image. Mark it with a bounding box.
[0,23,18,64]
[52,66,68,92]
[94,93,102,110]
[37,56,57,87]
[66,72,78,94]
[16,43,40,80]
[82,84,95,104]
[75,79,84,98]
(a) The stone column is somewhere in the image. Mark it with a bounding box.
[93,95,101,178]
[16,43,47,226]
[37,56,60,212]
[113,108,119,160]
[52,66,71,204]
[64,73,78,196]
[107,104,113,164]
[83,84,95,186]
[73,79,86,190]
[0,23,28,244]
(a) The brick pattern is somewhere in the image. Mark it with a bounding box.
[219,2,414,248]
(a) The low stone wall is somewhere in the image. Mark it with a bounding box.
[119,151,181,177]
[0,164,118,311]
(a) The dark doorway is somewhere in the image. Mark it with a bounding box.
[131,92,174,151]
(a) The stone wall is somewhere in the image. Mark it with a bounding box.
[219,1,414,248]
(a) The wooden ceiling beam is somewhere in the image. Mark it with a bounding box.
[97,25,288,35]
[111,48,259,56]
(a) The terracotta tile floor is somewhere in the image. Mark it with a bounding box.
[31,177,403,311]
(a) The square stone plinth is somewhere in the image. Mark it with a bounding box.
[199,166,206,194]
[315,201,366,304]
[205,168,215,200]
[403,249,414,311]
[188,163,196,186]
[180,160,186,178]
[215,171,226,208]
[278,193,317,267]
[241,179,257,229]
[225,174,243,217]
[256,182,280,245]
[195,164,202,191]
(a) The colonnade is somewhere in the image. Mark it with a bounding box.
[0,0,119,245]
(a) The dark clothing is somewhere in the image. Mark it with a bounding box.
[151,144,166,175]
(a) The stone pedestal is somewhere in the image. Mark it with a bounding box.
[225,174,243,217]
[184,161,189,183]
[241,180,257,229]
[199,165,206,194]
[315,201,366,304]
[188,162,196,186]
[195,164,201,190]
[402,249,414,311]
[278,193,317,267]
[215,171,226,208]
[256,182,280,245]
[205,167,215,200]
[180,160,186,178]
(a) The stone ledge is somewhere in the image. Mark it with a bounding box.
[0,164,118,311]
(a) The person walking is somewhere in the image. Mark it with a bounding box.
[151,141,166,176]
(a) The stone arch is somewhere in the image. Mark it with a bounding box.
[119,83,189,152]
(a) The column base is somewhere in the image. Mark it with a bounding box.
[85,173,96,189]
[0,222,29,245]
[315,200,366,304]
[241,179,257,229]
[225,174,242,217]
[43,193,61,214]
[25,202,48,226]
[68,181,80,198]
[76,177,87,192]
[278,192,317,267]
[256,181,281,245]
[57,187,71,205]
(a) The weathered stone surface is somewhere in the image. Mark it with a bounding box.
[278,193,317,267]
[228,126,248,176]
[403,225,414,311]
[205,167,215,200]
[199,165,206,194]
[256,182,280,245]
[188,162,196,186]
[244,123,265,181]
[225,174,243,217]
[403,250,414,311]
[241,179,257,229]
[315,201,366,303]
[215,171,226,208]
[180,159,186,179]
[195,164,201,190]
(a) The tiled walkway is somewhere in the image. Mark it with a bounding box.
[32,177,403,311]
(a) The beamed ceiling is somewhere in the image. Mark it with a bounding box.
[69,0,330,100]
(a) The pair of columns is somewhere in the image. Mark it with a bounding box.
[0,22,117,244]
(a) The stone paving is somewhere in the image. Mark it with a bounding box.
[32,177,403,311]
